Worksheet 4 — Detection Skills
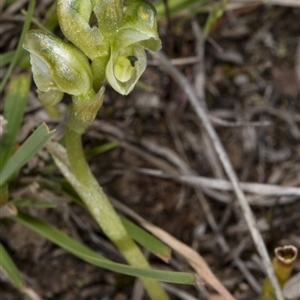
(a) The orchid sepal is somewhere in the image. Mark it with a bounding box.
[57,0,108,59]
[23,30,94,104]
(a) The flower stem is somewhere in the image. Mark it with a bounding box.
[65,102,170,300]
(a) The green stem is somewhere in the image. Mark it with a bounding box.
[65,104,170,300]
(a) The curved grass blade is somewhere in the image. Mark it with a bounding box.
[0,243,25,290]
[12,211,197,285]
[0,123,55,185]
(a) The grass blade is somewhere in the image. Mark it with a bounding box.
[121,216,171,262]
[1,75,31,168]
[0,123,55,185]
[0,243,41,299]
[0,243,25,290]
[12,211,197,285]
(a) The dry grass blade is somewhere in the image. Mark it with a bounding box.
[111,198,236,300]
[151,51,285,300]
[131,169,300,197]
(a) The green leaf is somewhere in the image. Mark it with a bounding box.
[121,216,171,262]
[0,75,31,169]
[11,198,57,208]
[0,243,25,290]
[12,211,196,285]
[0,123,55,185]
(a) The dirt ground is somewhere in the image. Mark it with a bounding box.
[1,1,300,300]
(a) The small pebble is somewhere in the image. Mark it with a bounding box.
[233,73,250,86]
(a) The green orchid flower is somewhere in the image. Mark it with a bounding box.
[106,43,147,95]
[23,30,94,105]
[105,0,162,95]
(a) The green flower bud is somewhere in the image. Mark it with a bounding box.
[23,30,94,104]
[57,0,108,59]
[106,44,146,95]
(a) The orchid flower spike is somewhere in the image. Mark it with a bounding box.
[25,0,162,99]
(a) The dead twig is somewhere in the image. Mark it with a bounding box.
[246,107,300,141]
[162,283,200,300]
[130,169,300,197]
